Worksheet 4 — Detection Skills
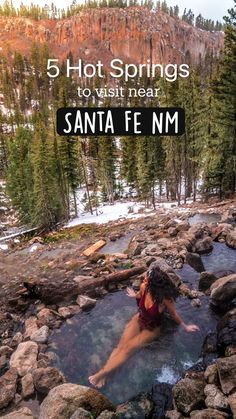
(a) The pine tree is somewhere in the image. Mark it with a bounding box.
[6,127,33,223]
[97,137,116,204]
[31,120,64,229]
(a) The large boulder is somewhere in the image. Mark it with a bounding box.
[172,377,205,415]
[217,355,236,395]
[0,368,18,409]
[199,272,217,291]
[39,383,114,419]
[10,341,38,377]
[186,253,205,273]
[32,367,65,395]
[194,237,213,254]
[217,308,236,351]
[210,274,236,310]
[226,229,236,249]
[0,407,35,419]
[204,364,218,385]
[204,384,229,411]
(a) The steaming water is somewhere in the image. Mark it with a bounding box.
[100,232,134,254]
[47,244,236,405]
[188,213,221,225]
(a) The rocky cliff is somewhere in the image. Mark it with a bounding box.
[0,7,224,66]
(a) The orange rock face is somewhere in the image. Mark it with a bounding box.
[0,7,224,66]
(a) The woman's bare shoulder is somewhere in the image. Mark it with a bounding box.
[163,298,175,307]
[140,282,146,295]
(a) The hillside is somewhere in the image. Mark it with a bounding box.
[0,7,224,65]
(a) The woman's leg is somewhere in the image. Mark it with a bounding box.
[89,314,140,387]
[89,326,160,388]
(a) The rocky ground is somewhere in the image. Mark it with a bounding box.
[0,199,236,418]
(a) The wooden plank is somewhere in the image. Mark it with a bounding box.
[83,240,106,256]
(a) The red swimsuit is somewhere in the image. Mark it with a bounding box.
[138,291,162,331]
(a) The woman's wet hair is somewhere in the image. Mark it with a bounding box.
[147,263,179,303]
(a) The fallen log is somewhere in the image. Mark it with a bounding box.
[104,265,146,285]
[23,265,147,303]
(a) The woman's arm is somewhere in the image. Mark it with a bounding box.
[164,298,200,333]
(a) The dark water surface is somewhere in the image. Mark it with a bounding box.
[47,244,235,405]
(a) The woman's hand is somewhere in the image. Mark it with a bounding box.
[126,287,136,298]
[183,324,200,333]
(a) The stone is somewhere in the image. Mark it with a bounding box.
[30,326,49,344]
[217,308,236,350]
[199,272,217,291]
[24,317,39,339]
[0,407,35,418]
[76,295,96,310]
[172,377,205,415]
[228,392,236,417]
[141,244,163,257]
[217,355,236,395]
[186,252,205,273]
[190,408,228,418]
[128,239,143,257]
[204,364,218,385]
[10,341,38,376]
[168,227,178,237]
[165,411,183,419]
[204,384,229,411]
[191,298,201,307]
[70,408,93,418]
[14,392,22,404]
[21,373,34,398]
[0,368,18,409]
[37,308,57,327]
[32,367,65,395]
[11,332,23,348]
[210,274,236,308]
[225,345,236,357]
[226,229,236,249]
[58,307,73,318]
[39,383,114,419]
[0,345,13,357]
[97,411,117,419]
[116,392,153,418]
[194,237,213,254]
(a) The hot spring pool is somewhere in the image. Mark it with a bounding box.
[47,243,235,405]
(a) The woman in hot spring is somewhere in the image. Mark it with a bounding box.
[89,262,200,388]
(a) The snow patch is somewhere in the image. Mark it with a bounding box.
[66,201,146,227]
[0,244,8,251]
